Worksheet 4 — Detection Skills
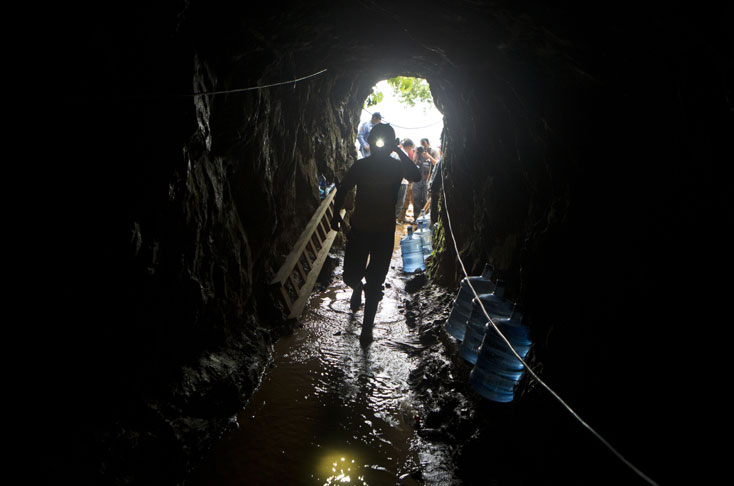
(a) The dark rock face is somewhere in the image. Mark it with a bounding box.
[34,1,731,484]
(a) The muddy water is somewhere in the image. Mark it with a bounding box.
[186,226,457,486]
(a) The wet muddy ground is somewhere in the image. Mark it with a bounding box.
[185,223,486,485]
[183,216,661,486]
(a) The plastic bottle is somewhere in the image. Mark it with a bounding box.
[445,264,495,341]
[458,280,515,364]
[416,211,430,231]
[415,226,432,260]
[469,308,531,402]
[318,175,327,199]
[400,226,425,273]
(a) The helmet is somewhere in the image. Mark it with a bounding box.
[367,123,395,153]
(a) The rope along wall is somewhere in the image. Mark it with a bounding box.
[438,164,659,486]
[186,69,328,97]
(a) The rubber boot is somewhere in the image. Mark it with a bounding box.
[360,297,378,346]
[349,281,363,312]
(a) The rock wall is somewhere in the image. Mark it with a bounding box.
[426,6,732,484]
[427,6,732,484]
[33,1,731,484]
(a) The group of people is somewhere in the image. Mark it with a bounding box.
[332,115,443,345]
[392,136,441,227]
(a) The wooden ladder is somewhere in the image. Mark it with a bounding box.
[270,189,345,319]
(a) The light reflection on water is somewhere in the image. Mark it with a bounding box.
[186,251,453,486]
[318,451,365,485]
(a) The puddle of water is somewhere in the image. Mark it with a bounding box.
[186,231,455,486]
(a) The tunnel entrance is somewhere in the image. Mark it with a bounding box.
[355,77,444,159]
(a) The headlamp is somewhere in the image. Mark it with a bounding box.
[375,138,384,148]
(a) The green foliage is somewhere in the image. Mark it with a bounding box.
[364,86,384,107]
[387,76,433,107]
[363,77,433,109]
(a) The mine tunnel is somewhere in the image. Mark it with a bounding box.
[37,1,730,485]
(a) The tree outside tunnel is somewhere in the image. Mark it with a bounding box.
[356,77,443,157]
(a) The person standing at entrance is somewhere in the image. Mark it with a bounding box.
[411,147,430,221]
[331,123,421,344]
[394,138,415,223]
[357,112,382,158]
[412,138,439,223]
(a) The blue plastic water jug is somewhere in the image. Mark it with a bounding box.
[445,264,495,341]
[459,281,515,364]
[415,226,432,260]
[469,309,531,402]
[401,227,425,273]
[417,211,430,231]
[319,174,327,199]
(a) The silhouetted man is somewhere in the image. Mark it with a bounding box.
[332,123,421,344]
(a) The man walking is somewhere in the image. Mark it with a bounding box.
[332,123,421,344]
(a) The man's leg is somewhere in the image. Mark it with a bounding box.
[343,229,369,311]
[412,181,425,220]
[360,231,395,344]
[401,183,413,222]
[421,182,429,215]
[395,183,407,221]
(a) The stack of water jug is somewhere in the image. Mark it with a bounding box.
[445,263,532,403]
[400,211,433,273]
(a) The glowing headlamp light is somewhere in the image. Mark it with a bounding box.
[375,138,385,148]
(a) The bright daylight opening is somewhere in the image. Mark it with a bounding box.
[351,76,444,238]
[355,77,444,159]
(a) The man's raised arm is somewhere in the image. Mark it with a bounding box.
[394,145,421,182]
